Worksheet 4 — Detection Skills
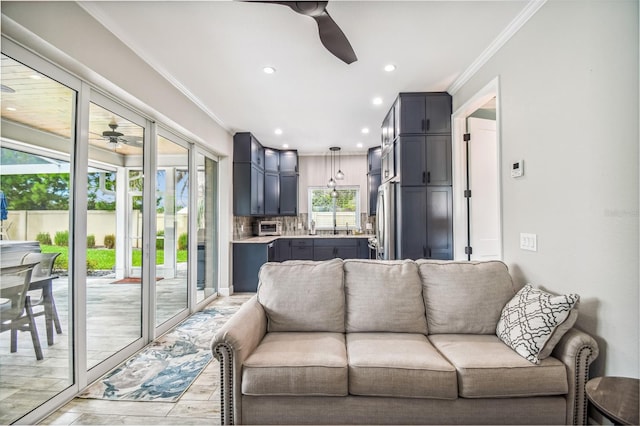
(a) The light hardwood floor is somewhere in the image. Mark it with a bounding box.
[38,293,253,426]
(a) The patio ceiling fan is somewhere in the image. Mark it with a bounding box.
[96,119,143,149]
[247,1,357,64]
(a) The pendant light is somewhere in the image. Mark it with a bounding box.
[335,147,344,180]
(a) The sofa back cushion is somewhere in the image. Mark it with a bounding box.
[344,260,427,334]
[417,260,515,334]
[257,259,345,332]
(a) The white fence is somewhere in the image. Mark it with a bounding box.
[2,210,188,245]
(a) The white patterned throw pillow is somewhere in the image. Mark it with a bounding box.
[496,284,579,364]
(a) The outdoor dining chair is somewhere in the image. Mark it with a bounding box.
[21,252,62,345]
[0,263,43,360]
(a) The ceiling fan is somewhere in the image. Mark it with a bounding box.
[249,1,357,64]
[95,119,143,150]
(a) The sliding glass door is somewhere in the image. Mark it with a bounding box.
[85,100,146,370]
[155,133,190,326]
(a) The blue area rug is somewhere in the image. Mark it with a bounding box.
[79,305,241,402]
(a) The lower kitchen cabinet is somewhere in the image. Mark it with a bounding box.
[232,242,275,292]
[313,239,358,261]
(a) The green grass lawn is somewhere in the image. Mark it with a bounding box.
[41,245,188,271]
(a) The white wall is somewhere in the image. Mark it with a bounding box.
[453,0,639,377]
[298,154,369,214]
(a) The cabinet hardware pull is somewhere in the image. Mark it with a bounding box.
[422,172,426,184]
[427,172,431,183]
[428,247,432,258]
[426,119,430,131]
[421,119,425,132]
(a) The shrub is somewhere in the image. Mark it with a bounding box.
[87,234,96,248]
[104,234,115,249]
[178,233,188,250]
[36,232,52,245]
[156,230,165,250]
[54,230,69,246]
[86,258,98,273]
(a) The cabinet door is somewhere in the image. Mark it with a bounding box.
[367,146,381,173]
[264,172,280,215]
[357,238,370,259]
[275,239,291,262]
[279,174,298,216]
[335,246,357,259]
[425,135,452,186]
[399,187,428,260]
[381,109,393,149]
[399,136,426,186]
[233,243,268,292]
[233,163,251,216]
[233,132,252,163]
[381,143,395,183]
[251,135,264,168]
[399,94,426,134]
[279,150,298,173]
[425,94,452,134]
[426,186,453,260]
[313,246,335,261]
[291,239,314,260]
[264,148,279,173]
[251,165,264,215]
[368,172,381,216]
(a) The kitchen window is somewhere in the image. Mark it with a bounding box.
[308,186,360,231]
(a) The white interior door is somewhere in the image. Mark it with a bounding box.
[467,117,500,260]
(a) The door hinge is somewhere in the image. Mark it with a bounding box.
[465,246,473,255]
[463,133,471,142]
[464,190,472,198]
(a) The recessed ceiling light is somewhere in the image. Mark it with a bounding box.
[274,128,283,135]
[384,64,396,72]
[356,143,363,148]
[361,128,370,134]
[6,107,16,111]
[372,97,383,106]
[30,74,43,80]
[263,66,276,74]
[282,144,289,148]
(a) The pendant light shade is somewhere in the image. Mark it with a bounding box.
[335,147,344,180]
[328,146,344,188]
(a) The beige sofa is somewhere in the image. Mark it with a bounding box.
[212,259,599,425]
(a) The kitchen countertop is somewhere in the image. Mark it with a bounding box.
[232,234,373,243]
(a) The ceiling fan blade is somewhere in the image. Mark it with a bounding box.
[313,11,357,64]
[246,1,357,64]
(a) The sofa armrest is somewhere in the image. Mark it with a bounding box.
[551,327,599,425]
[212,295,267,425]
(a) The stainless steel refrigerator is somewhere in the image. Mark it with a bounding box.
[374,180,397,260]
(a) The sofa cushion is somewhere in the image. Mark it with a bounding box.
[344,260,427,334]
[496,284,580,364]
[429,334,568,398]
[257,259,345,332]
[417,260,515,334]
[347,333,457,399]
[242,332,348,396]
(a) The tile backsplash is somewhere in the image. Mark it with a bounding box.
[233,214,376,239]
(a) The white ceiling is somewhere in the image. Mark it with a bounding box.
[80,1,529,155]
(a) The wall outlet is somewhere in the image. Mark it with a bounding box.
[298,223,303,229]
[520,233,537,251]
[240,224,244,233]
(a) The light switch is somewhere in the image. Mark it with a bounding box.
[520,233,537,251]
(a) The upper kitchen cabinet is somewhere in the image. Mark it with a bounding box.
[367,146,382,215]
[367,146,381,173]
[397,93,452,135]
[233,132,298,216]
[264,148,279,173]
[279,150,298,174]
[234,132,264,168]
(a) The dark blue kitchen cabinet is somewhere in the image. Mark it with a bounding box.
[264,171,280,216]
[233,162,264,216]
[264,148,279,173]
[398,92,452,135]
[398,135,451,187]
[233,242,273,292]
[279,150,298,173]
[279,174,298,216]
[367,146,382,215]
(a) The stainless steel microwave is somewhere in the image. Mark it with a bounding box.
[253,220,283,236]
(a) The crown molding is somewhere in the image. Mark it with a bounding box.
[447,0,547,95]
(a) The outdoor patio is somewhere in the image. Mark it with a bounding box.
[0,272,198,424]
